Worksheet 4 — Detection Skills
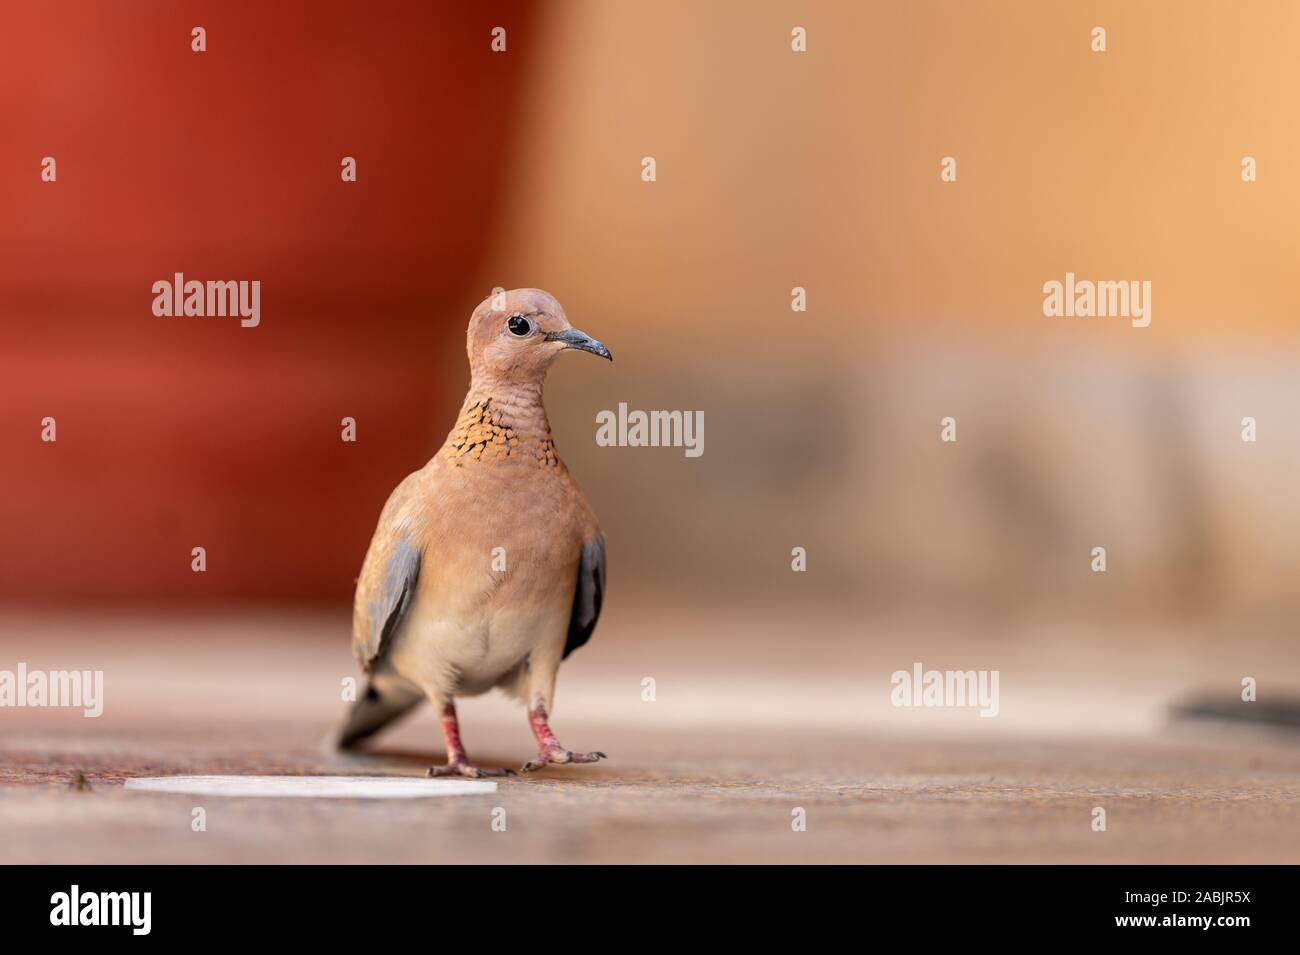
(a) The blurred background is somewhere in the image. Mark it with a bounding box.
[1,0,1298,862]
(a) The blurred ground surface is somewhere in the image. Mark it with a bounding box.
[0,606,1296,864]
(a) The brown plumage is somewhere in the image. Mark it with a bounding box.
[336,289,610,777]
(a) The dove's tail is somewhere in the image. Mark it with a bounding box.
[335,679,423,750]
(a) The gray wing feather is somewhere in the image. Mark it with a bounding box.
[359,536,421,671]
[562,535,605,659]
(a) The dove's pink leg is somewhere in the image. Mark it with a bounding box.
[426,703,514,778]
[521,702,607,772]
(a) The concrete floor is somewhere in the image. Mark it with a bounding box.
[1,606,1297,864]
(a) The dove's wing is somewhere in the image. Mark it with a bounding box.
[562,535,605,659]
[352,475,424,672]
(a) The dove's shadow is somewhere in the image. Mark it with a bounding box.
[331,746,519,772]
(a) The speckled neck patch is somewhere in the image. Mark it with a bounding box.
[444,398,558,468]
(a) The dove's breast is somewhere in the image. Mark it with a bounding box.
[382,453,595,701]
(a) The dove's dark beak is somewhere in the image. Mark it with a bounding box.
[545,327,612,361]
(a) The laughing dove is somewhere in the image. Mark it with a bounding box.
[336,289,611,776]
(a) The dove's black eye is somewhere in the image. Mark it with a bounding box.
[507,314,532,337]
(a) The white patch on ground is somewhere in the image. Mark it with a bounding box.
[123,775,497,798]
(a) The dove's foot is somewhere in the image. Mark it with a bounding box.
[427,701,514,778]
[427,761,514,779]
[521,746,607,773]
[520,701,607,772]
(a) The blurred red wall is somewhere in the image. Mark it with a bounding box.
[0,0,536,601]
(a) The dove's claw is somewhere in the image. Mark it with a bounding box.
[520,745,607,773]
[427,761,514,778]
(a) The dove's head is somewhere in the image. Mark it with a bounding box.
[466,288,611,385]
